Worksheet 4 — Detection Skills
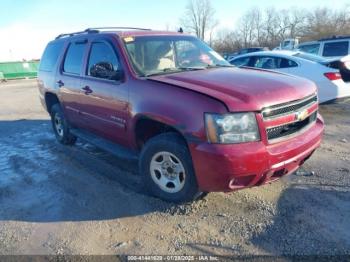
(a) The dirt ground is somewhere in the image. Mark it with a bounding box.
[0,79,349,257]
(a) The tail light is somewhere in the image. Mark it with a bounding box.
[324,72,342,81]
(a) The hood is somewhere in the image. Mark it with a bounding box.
[148,67,317,112]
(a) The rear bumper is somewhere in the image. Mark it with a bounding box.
[189,114,324,192]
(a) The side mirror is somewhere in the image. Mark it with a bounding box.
[112,70,124,81]
[90,62,123,81]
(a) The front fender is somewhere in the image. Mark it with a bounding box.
[127,80,228,147]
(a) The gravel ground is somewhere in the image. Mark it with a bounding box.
[0,79,349,256]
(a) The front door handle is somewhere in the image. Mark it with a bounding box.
[56,80,64,88]
[82,86,93,95]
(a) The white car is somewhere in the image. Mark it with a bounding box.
[229,50,350,103]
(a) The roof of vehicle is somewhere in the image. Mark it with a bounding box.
[298,41,319,46]
[298,36,350,46]
[230,50,299,60]
[318,35,350,41]
[230,50,333,65]
[54,27,187,40]
[241,47,266,50]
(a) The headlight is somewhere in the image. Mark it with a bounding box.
[205,113,260,144]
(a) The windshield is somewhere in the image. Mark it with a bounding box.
[293,52,327,64]
[123,35,231,77]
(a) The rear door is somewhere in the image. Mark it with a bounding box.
[56,39,87,127]
[79,38,129,145]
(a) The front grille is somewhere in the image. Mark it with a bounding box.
[267,111,317,141]
[263,95,317,119]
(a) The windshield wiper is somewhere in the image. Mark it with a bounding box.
[178,66,206,71]
[145,67,205,77]
[206,64,234,69]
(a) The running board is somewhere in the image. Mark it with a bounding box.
[70,128,139,160]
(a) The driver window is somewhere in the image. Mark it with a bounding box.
[87,42,120,80]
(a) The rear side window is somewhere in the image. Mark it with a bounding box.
[298,44,320,55]
[39,41,64,72]
[323,41,349,57]
[254,57,278,69]
[279,58,298,68]
[63,42,86,75]
[253,56,297,69]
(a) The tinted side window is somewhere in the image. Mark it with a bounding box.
[39,41,64,72]
[253,57,297,69]
[323,41,349,57]
[279,58,298,68]
[63,42,86,75]
[87,42,120,80]
[254,57,278,69]
[298,44,320,55]
[230,57,250,67]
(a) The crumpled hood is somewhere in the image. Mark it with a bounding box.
[148,67,317,112]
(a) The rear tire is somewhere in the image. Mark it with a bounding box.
[139,133,200,203]
[50,104,76,145]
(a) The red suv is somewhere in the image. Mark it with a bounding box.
[38,27,324,202]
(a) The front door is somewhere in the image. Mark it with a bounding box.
[79,40,129,145]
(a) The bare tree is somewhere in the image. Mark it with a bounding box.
[180,0,216,41]
[236,9,256,48]
[302,6,350,40]
[196,4,350,53]
[213,29,242,53]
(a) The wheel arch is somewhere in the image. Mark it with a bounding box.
[133,115,188,151]
[45,92,60,114]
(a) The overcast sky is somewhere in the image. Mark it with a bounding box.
[0,0,349,61]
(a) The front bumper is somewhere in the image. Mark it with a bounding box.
[189,114,324,192]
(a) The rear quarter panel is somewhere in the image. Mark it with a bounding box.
[37,70,58,111]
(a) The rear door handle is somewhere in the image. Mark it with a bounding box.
[82,86,93,95]
[56,80,64,88]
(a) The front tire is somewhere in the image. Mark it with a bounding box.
[50,104,76,145]
[139,133,200,203]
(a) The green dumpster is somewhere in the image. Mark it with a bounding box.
[0,71,4,81]
[0,61,40,80]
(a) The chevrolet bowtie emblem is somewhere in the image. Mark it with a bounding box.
[295,109,308,121]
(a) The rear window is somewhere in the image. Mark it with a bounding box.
[63,42,86,75]
[323,41,349,57]
[39,41,64,72]
[293,52,327,63]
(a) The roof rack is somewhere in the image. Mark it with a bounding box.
[86,27,152,31]
[318,35,350,41]
[55,27,152,39]
[55,29,98,39]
